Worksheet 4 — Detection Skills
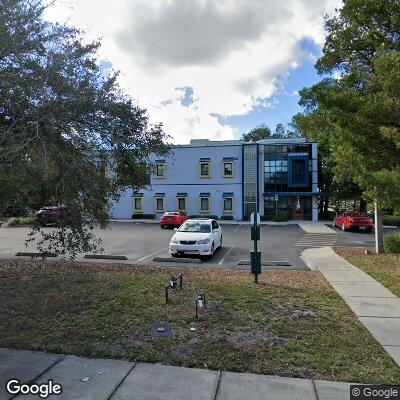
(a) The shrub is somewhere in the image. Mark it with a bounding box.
[382,214,400,227]
[188,215,219,220]
[262,213,289,222]
[131,214,155,220]
[384,232,400,254]
[220,215,234,220]
[8,215,37,226]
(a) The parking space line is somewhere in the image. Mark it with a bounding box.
[103,241,125,249]
[218,244,236,265]
[234,224,242,232]
[135,247,168,262]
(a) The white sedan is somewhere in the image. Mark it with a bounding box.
[169,219,222,258]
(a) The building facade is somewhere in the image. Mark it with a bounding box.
[111,137,321,221]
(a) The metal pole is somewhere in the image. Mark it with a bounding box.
[254,218,258,284]
[165,285,169,304]
[374,200,384,253]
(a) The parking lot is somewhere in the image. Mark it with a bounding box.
[0,221,397,270]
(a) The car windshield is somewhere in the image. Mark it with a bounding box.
[179,222,211,233]
[164,212,179,216]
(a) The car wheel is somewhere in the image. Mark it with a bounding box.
[365,227,373,233]
[171,253,179,258]
[341,223,346,232]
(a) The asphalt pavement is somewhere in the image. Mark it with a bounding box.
[0,221,397,270]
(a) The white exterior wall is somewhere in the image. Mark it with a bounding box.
[111,143,243,220]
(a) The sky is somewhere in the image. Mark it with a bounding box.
[45,0,340,144]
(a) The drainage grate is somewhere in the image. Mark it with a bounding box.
[84,254,127,260]
[16,252,57,258]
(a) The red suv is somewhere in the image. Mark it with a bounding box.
[334,211,374,232]
[160,211,188,229]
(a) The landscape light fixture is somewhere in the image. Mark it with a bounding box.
[165,273,184,303]
[195,292,206,319]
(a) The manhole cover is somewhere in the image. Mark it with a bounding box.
[151,322,173,338]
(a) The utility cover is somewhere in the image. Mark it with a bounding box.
[150,322,173,338]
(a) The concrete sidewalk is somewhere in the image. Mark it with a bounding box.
[0,347,354,400]
[302,247,400,367]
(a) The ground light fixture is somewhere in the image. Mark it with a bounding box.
[165,273,183,303]
[195,292,206,319]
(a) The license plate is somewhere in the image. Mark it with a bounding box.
[359,226,367,230]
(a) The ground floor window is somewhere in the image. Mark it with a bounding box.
[133,197,142,212]
[200,197,210,212]
[264,196,312,220]
[155,197,164,212]
[177,197,186,211]
[223,197,233,213]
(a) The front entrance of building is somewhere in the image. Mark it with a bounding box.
[264,195,312,220]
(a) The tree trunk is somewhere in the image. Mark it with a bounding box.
[359,198,367,212]
[374,200,384,253]
[322,197,329,219]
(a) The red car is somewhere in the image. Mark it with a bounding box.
[160,211,188,229]
[36,206,63,226]
[334,211,374,232]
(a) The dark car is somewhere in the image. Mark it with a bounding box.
[36,206,63,226]
[160,211,188,229]
[334,211,374,232]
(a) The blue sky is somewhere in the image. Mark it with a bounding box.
[218,39,322,138]
[46,0,338,144]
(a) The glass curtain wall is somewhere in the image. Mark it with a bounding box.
[264,144,313,220]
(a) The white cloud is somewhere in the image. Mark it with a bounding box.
[45,0,340,144]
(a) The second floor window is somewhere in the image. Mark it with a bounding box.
[200,163,210,177]
[223,162,233,177]
[156,164,165,177]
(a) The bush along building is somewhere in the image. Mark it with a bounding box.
[111,137,323,221]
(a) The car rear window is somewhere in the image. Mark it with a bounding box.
[179,222,211,233]
[164,212,179,216]
[347,212,369,217]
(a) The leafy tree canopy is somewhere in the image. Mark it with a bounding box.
[242,119,303,142]
[0,0,169,256]
[297,0,400,209]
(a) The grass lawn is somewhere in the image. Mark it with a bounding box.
[335,247,400,298]
[0,259,399,384]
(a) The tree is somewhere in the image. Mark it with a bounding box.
[241,123,272,142]
[297,0,400,252]
[0,0,169,256]
[274,123,286,137]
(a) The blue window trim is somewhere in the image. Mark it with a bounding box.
[288,153,308,187]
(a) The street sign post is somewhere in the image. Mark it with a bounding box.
[250,212,261,283]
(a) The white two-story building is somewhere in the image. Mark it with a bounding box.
[111,137,322,221]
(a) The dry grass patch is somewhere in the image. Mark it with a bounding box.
[0,259,399,384]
